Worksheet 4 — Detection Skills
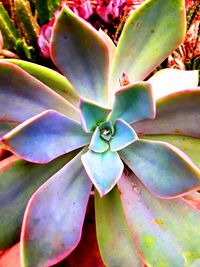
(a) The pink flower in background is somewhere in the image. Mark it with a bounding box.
[96,0,125,22]
[96,0,143,22]
[38,0,145,58]
[72,0,93,19]
[38,18,55,58]
[38,12,60,58]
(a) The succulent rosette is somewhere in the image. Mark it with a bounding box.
[0,0,200,266]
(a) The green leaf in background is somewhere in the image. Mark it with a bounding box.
[95,187,143,267]
[118,173,200,267]
[110,0,186,92]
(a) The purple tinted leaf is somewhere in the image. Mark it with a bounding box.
[51,7,109,106]
[0,61,80,123]
[3,59,80,107]
[120,139,200,198]
[21,150,92,267]
[0,151,77,250]
[1,110,91,163]
[133,90,200,138]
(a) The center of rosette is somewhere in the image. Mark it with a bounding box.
[99,121,114,142]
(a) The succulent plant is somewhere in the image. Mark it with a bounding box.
[37,13,58,59]
[0,0,200,266]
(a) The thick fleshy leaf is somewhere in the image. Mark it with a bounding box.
[1,110,91,163]
[141,135,200,168]
[0,151,77,249]
[133,90,200,138]
[21,150,92,267]
[119,139,200,198]
[3,59,79,107]
[118,173,200,267]
[81,149,123,196]
[110,119,138,151]
[0,61,80,123]
[109,82,155,123]
[149,69,199,100]
[95,187,143,267]
[110,0,186,92]
[51,7,109,106]
[89,127,109,153]
[98,29,116,101]
[98,29,116,62]
[79,99,111,132]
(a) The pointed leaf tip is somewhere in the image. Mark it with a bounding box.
[89,127,109,153]
[21,150,92,267]
[0,61,80,123]
[82,150,123,196]
[79,99,111,132]
[120,139,200,198]
[133,90,200,138]
[109,82,155,124]
[110,0,186,91]
[1,110,91,163]
[51,6,110,106]
[110,119,138,151]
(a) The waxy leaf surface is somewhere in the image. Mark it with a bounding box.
[1,110,91,163]
[110,0,185,91]
[119,139,200,198]
[3,59,79,107]
[133,90,200,137]
[51,7,109,106]
[89,127,109,153]
[21,150,92,267]
[79,99,110,132]
[141,135,200,169]
[110,119,138,151]
[0,62,79,123]
[118,173,200,267]
[0,151,77,249]
[109,82,155,124]
[98,29,116,67]
[95,187,143,267]
[148,69,199,100]
[82,149,123,196]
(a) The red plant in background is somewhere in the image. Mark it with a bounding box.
[38,12,60,59]
[168,0,199,70]
[38,0,145,58]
